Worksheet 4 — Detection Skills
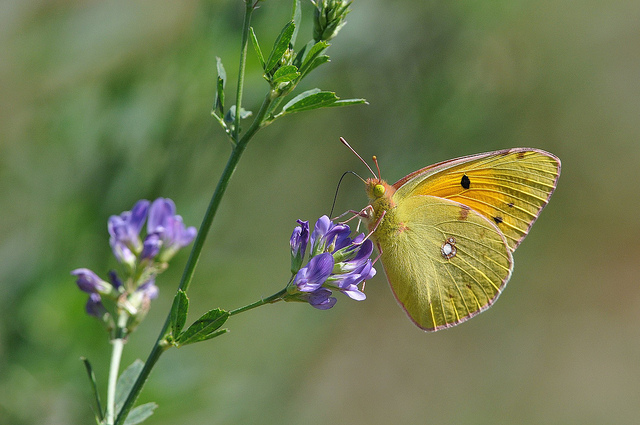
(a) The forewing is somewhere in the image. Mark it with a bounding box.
[393,148,561,251]
[377,195,513,331]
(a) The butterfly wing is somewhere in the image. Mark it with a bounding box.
[392,148,561,251]
[375,195,513,331]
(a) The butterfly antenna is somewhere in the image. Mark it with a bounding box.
[329,171,364,218]
[340,137,378,179]
[372,155,382,180]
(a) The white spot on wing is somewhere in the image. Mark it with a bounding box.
[441,237,457,259]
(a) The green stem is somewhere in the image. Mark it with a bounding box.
[233,0,256,142]
[229,288,287,316]
[106,313,128,425]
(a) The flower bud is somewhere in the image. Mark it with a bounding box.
[311,0,352,42]
[72,268,113,295]
[290,220,309,273]
[86,293,109,319]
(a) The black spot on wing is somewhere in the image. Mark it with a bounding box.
[493,216,503,225]
[461,174,470,189]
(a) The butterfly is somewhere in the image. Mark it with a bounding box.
[344,139,561,331]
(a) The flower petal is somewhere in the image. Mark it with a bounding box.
[308,288,337,310]
[341,285,366,301]
[305,252,334,283]
[129,200,150,235]
[86,293,107,318]
[310,215,332,253]
[147,198,176,234]
[72,268,110,294]
[141,234,162,259]
[295,252,334,292]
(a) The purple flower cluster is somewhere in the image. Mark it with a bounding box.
[109,198,197,266]
[72,198,196,321]
[286,216,376,309]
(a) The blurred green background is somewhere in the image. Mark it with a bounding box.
[2,0,639,424]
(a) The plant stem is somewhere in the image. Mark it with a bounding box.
[232,0,256,142]
[106,312,128,425]
[229,288,287,316]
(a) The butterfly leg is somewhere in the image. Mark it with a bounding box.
[352,208,386,246]
[332,209,363,223]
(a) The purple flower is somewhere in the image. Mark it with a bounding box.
[327,234,376,301]
[309,215,350,256]
[147,198,176,234]
[290,219,309,273]
[334,234,374,271]
[294,252,334,292]
[108,270,123,290]
[290,254,337,309]
[141,233,162,260]
[106,197,195,264]
[308,288,337,310]
[108,200,150,266]
[159,215,197,261]
[330,259,375,301]
[86,293,108,318]
[286,216,376,310]
[71,268,111,294]
[73,197,196,323]
[146,198,197,261]
[137,279,159,301]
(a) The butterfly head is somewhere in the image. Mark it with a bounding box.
[365,178,395,202]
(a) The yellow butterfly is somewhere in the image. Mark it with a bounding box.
[347,141,561,331]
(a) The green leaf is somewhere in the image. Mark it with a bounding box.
[115,360,144,416]
[177,308,230,346]
[169,289,188,339]
[282,89,338,113]
[282,91,368,115]
[249,27,265,69]
[265,21,295,73]
[123,403,158,425]
[272,65,300,84]
[283,88,320,109]
[293,40,312,69]
[290,0,301,46]
[214,57,226,115]
[301,55,330,78]
[81,357,104,422]
[190,328,228,344]
[298,41,330,76]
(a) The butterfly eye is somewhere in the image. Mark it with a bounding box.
[373,184,385,198]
